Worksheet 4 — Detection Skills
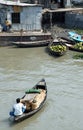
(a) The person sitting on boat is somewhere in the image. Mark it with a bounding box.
[9,98,26,117]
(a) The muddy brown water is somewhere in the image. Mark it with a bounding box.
[0,46,83,130]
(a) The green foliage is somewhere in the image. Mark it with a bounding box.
[73,54,83,59]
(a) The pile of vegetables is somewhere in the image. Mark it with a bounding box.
[74,42,83,50]
[50,45,67,52]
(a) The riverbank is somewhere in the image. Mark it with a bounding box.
[0,24,83,47]
[0,24,70,47]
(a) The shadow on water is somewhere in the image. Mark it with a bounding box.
[1,118,15,128]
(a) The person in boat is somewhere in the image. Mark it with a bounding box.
[9,98,26,117]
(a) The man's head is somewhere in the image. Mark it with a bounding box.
[16,98,20,103]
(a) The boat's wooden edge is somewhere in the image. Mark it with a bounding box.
[12,39,51,45]
[13,79,47,122]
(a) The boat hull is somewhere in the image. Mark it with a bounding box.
[10,79,47,123]
[12,40,51,48]
[68,31,83,42]
[0,32,52,47]
[47,41,67,57]
[65,43,83,52]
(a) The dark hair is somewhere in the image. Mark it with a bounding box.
[16,98,20,103]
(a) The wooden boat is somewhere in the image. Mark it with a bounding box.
[12,39,51,48]
[59,36,75,45]
[47,39,67,57]
[9,79,47,122]
[68,31,83,42]
[0,31,52,47]
[65,43,83,52]
[60,36,83,52]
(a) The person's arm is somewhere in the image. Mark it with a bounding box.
[23,104,26,109]
[22,104,26,112]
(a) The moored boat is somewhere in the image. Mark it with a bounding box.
[65,42,83,52]
[47,39,67,57]
[9,79,47,122]
[68,31,83,42]
[0,31,52,47]
[12,39,51,48]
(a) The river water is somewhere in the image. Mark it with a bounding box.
[0,46,83,130]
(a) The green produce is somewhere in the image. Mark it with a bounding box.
[74,42,83,50]
[50,45,67,52]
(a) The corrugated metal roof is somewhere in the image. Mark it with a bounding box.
[0,0,42,7]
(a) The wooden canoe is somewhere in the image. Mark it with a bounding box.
[10,79,47,123]
[12,40,51,48]
[47,39,67,57]
[65,43,83,52]
[68,31,83,42]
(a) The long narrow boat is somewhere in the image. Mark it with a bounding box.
[59,36,75,45]
[9,79,47,122]
[12,39,51,48]
[65,43,83,52]
[58,37,83,52]
[68,31,83,42]
[47,39,67,57]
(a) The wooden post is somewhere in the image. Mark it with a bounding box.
[65,0,72,7]
[50,12,52,30]
[20,29,23,42]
